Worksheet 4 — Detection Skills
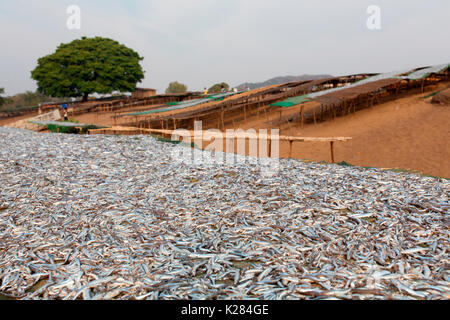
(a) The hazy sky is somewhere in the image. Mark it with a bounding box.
[0,0,449,95]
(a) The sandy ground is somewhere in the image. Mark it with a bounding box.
[277,93,450,178]
[1,87,448,178]
[0,112,39,126]
[1,127,449,300]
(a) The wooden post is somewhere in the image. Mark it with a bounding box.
[221,111,225,130]
[173,118,177,130]
[330,141,335,163]
[289,140,293,158]
[313,109,317,125]
[268,139,272,158]
[301,105,305,128]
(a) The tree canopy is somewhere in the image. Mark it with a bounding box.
[165,81,187,94]
[31,37,145,101]
[0,89,67,111]
[208,82,229,93]
[0,88,6,106]
[0,88,13,108]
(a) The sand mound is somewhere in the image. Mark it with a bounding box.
[431,88,450,105]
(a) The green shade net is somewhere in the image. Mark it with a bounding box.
[125,92,242,116]
[29,120,106,134]
[270,94,312,107]
[166,102,180,106]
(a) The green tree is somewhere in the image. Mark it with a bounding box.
[20,91,49,106]
[31,37,145,101]
[0,88,6,106]
[208,82,229,93]
[0,88,13,108]
[165,81,188,94]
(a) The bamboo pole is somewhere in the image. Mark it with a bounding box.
[301,106,305,128]
[268,139,272,158]
[330,141,335,163]
[289,140,293,158]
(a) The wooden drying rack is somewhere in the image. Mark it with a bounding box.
[88,126,352,163]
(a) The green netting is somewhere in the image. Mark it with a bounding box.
[47,124,102,134]
[126,105,191,116]
[205,94,227,99]
[270,102,296,107]
[270,94,312,107]
[166,102,180,106]
[125,92,242,116]
[421,90,441,99]
[30,120,106,134]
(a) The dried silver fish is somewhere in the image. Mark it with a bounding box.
[0,127,448,300]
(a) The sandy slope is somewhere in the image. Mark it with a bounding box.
[1,88,448,178]
[279,92,450,178]
[0,112,39,126]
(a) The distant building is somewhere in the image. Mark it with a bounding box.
[132,88,157,99]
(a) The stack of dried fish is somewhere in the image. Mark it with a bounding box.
[0,127,448,300]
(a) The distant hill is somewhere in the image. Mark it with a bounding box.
[236,74,333,90]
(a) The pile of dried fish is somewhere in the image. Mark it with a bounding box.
[0,127,448,300]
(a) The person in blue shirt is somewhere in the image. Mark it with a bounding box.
[62,104,68,121]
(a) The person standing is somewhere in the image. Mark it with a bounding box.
[62,103,69,121]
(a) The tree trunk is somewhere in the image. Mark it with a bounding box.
[82,93,89,102]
